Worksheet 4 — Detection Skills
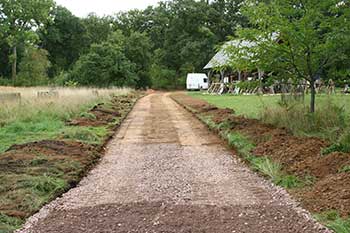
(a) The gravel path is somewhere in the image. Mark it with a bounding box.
[18,93,330,233]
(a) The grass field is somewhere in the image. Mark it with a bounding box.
[188,92,350,119]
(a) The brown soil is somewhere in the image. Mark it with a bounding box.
[171,92,350,217]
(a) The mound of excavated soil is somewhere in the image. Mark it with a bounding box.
[171,93,350,217]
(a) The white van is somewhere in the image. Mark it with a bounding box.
[186,73,209,90]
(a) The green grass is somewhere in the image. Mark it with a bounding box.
[189,92,350,119]
[60,126,109,145]
[0,118,65,152]
[315,211,350,233]
[0,214,24,233]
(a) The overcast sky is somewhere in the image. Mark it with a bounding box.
[54,0,161,17]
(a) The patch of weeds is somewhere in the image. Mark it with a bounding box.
[249,156,302,188]
[323,130,350,155]
[80,112,96,120]
[61,126,108,145]
[338,165,350,173]
[225,132,255,157]
[315,211,350,233]
[0,213,24,233]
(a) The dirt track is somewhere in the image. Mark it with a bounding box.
[18,93,330,233]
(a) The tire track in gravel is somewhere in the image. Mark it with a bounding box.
[17,93,330,233]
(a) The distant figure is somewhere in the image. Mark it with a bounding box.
[344,84,350,94]
[327,79,335,94]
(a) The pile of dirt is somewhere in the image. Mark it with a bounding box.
[171,93,350,217]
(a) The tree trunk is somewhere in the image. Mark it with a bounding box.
[11,46,17,82]
[310,77,316,113]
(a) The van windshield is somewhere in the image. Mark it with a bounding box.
[203,78,208,83]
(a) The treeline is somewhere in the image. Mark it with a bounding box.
[0,0,246,88]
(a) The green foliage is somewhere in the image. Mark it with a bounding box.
[39,6,89,77]
[0,0,54,80]
[70,31,137,87]
[236,81,260,90]
[16,46,51,86]
[150,63,177,89]
[315,211,350,233]
[229,0,350,112]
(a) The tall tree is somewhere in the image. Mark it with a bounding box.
[0,0,54,81]
[40,6,89,77]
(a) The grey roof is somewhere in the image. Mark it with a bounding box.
[203,41,233,70]
[203,39,258,70]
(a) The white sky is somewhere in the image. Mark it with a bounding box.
[54,0,161,17]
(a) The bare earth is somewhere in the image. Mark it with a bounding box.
[18,93,330,233]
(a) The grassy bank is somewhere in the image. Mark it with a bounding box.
[0,87,138,232]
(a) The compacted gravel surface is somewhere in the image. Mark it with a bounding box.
[18,93,330,233]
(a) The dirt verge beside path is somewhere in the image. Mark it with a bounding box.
[171,93,350,219]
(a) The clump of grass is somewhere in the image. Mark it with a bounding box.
[0,213,24,233]
[249,156,302,188]
[61,126,108,145]
[225,132,255,157]
[323,130,350,155]
[261,99,346,141]
[315,211,350,233]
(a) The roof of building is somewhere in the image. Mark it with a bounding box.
[203,38,265,70]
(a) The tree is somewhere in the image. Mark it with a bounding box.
[40,6,89,77]
[0,0,54,82]
[124,31,152,88]
[82,13,114,45]
[17,46,51,86]
[70,32,137,87]
[230,0,350,112]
